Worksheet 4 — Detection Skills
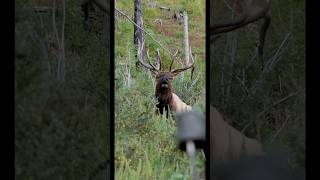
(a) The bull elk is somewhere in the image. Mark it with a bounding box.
[211,0,271,69]
[210,0,271,174]
[137,48,195,118]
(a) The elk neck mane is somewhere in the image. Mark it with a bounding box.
[155,80,173,106]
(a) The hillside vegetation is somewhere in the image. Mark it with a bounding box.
[15,0,110,179]
[115,0,206,179]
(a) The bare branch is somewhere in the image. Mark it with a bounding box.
[115,7,175,57]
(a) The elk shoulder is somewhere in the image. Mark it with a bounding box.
[210,106,264,165]
[170,93,192,113]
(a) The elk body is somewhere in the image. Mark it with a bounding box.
[155,72,192,118]
[210,106,264,167]
[138,49,194,118]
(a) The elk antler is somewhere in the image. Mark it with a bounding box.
[82,0,110,14]
[155,49,161,71]
[211,0,271,35]
[169,50,179,71]
[211,0,271,67]
[146,49,161,71]
[140,47,194,76]
[171,47,195,76]
[137,43,160,74]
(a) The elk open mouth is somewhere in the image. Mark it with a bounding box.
[161,84,168,88]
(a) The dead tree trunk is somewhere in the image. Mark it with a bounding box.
[183,11,190,66]
[134,0,144,65]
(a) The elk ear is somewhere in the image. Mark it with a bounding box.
[171,73,178,80]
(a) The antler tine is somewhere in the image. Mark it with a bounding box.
[169,49,178,71]
[189,47,195,80]
[189,47,195,64]
[137,56,159,73]
[171,47,195,75]
[137,41,159,73]
[173,49,179,57]
[146,49,160,71]
[155,48,161,71]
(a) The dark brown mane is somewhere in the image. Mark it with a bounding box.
[155,80,173,105]
[155,73,174,118]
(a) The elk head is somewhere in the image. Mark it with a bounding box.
[137,48,195,118]
[211,0,271,69]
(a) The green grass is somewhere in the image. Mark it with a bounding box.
[115,0,205,179]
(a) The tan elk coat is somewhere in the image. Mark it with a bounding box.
[210,106,264,166]
[169,93,192,113]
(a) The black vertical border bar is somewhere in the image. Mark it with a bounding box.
[205,0,210,179]
[306,0,320,178]
[110,0,115,179]
[10,0,15,179]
